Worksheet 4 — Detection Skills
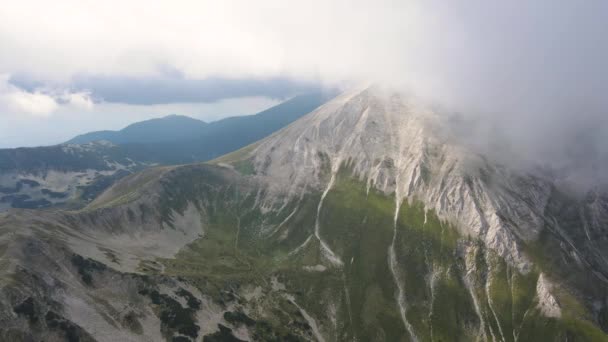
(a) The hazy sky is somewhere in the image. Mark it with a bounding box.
[0,0,607,178]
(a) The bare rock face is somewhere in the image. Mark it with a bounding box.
[250,86,553,271]
[536,273,562,318]
[0,172,210,342]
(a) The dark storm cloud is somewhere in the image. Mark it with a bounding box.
[9,74,321,105]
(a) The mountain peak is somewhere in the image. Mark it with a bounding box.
[137,113,205,124]
[250,86,458,195]
[232,86,550,271]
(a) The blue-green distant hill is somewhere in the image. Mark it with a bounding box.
[67,92,333,164]
[67,114,208,145]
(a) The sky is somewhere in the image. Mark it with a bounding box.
[0,0,607,186]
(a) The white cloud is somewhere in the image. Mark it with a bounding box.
[0,0,607,183]
[0,75,57,117]
[2,88,58,117]
[60,91,94,111]
[0,75,94,117]
[1,1,605,113]
[0,0,432,83]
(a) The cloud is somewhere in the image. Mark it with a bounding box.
[2,89,57,117]
[9,73,320,105]
[0,75,57,117]
[0,75,93,117]
[1,1,605,106]
[0,0,429,83]
[61,91,94,110]
[0,0,607,188]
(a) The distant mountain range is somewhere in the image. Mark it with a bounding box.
[0,91,334,211]
[66,92,333,164]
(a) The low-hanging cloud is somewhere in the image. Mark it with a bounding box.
[0,75,93,117]
[0,0,607,187]
[0,86,57,117]
[1,1,605,94]
[9,73,321,105]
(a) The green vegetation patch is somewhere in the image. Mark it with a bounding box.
[319,169,404,341]
[232,159,256,175]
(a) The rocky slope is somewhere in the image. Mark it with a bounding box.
[250,87,552,270]
[0,141,147,211]
[0,86,607,341]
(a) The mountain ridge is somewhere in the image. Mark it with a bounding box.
[68,114,208,145]
[247,87,547,270]
[66,92,333,147]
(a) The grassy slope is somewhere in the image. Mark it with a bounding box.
[145,163,607,341]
